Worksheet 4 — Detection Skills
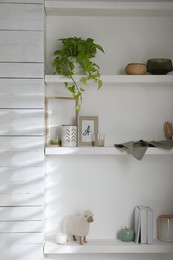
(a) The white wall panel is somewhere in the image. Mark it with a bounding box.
[0,0,45,259]
[0,221,43,232]
[0,167,44,184]
[0,166,44,193]
[0,31,43,62]
[0,151,44,166]
[0,3,43,30]
[0,136,44,151]
[0,181,44,194]
[0,63,44,78]
[0,79,44,108]
[0,233,43,243]
[0,0,43,3]
[0,109,44,135]
[0,244,43,260]
[0,207,43,221]
[0,193,43,206]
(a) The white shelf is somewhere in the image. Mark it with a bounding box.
[45,1,173,16]
[45,75,173,87]
[44,239,173,254]
[45,147,173,155]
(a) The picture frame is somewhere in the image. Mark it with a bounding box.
[78,116,98,146]
[45,96,77,146]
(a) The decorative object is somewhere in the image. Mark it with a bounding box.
[61,125,77,147]
[125,63,147,75]
[92,133,105,147]
[63,210,94,245]
[120,226,134,242]
[164,121,173,139]
[45,96,77,146]
[147,58,173,75]
[56,232,68,245]
[53,37,105,111]
[78,116,98,146]
[158,215,173,242]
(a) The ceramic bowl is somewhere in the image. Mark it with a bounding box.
[147,58,173,75]
[125,63,147,75]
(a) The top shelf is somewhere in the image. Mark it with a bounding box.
[45,1,173,16]
[45,75,173,87]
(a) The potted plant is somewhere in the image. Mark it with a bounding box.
[53,37,104,111]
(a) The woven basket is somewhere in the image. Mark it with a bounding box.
[125,63,147,75]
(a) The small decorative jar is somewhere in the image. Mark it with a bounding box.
[158,215,173,242]
[61,125,77,147]
[120,226,134,242]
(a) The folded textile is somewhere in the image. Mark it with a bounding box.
[114,140,173,160]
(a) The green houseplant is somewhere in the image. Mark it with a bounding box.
[53,37,104,111]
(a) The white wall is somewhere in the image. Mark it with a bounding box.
[0,1,44,259]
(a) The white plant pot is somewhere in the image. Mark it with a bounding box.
[61,125,77,147]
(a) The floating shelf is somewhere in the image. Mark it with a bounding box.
[45,1,173,16]
[45,147,173,156]
[45,75,173,87]
[44,239,173,254]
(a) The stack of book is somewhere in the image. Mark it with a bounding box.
[134,205,153,244]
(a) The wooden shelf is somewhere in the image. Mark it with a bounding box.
[44,239,173,254]
[45,147,173,156]
[45,75,173,87]
[45,1,173,16]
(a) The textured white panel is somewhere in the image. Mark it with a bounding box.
[0,3,43,30]
[0,0,43,3]
[0,167,44,183]
[0,136,44,151]
[0,244,43,260]
[0,181,44,194]
[0,166,44,193]
[0,31,43,62]
[0,233,43,243]
[0,79,44,108]
[0,193,43,206]
[0,206,43,221]
[0,63,44,78]
[0,109,44,135]
[0,221,43,232]
[0,151,44,166]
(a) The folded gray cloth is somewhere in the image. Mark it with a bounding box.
[114,140,173,160]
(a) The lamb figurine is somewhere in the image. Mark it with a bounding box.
[62,210,94,245]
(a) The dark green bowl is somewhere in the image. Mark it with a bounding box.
[147,58,173,75]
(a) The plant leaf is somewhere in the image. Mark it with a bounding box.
[97,79,102,89]
[80,77,87,85]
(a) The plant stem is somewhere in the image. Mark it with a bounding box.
[70,75,82,104]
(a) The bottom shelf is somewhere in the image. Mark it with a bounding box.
[44,239,173,254]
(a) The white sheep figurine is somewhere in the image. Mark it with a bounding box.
[63,210,94,245]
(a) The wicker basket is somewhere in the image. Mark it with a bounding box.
[125,63,147,75]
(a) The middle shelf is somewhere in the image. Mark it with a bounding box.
[45,147,173,155]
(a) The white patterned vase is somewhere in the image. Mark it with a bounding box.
[61,125,77,147]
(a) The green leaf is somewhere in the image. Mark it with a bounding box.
[68,85,75,94]
[64,82,68,88]
[97,79,102,89]
[76,104,81,112]
[80,77,87,85]
[80,87,85,92]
